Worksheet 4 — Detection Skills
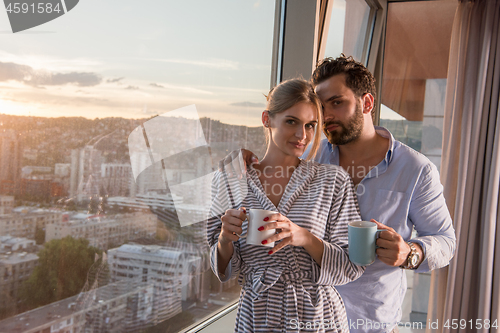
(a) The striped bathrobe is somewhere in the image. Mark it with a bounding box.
[207,160,364,332]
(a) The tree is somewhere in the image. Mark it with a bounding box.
[34,227,45,245]
[19,237,105,308]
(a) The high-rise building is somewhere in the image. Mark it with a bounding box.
[0,130,22,195]
[128,152,166,197]
[69,145,103,202]
[101,163,131,197]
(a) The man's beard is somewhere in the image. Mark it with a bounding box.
[323,101,364,145]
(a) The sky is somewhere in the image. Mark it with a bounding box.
[0,1,401,126]
[0,0,278,126]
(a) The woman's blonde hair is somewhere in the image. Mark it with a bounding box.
[265,78,323,160]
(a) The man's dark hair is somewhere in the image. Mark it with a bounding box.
[312,54,377,118]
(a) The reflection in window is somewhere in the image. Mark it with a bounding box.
[379,1,457,329]
[380,1,456,172]
[324,0,346,58]
[323,0,375,64]
[0,1,275,332]
[343,0,375,64]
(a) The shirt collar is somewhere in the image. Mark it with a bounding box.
[326,126,395,177]
[374,126,395,165]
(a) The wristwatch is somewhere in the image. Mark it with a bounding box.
[400,242,420,269]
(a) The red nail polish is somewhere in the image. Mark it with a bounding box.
[242,209,247,214]
[268,250,273,255]
[258,226,264,231]
[263,217,269,221]
[261,240,267,244]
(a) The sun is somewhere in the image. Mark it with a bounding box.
[0,97,34,117]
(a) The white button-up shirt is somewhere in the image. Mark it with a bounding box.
[305,126,456,332]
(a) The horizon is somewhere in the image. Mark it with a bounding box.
[0,0,275,127]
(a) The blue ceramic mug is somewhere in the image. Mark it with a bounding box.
[348,221,385,266]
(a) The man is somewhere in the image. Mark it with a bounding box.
[220,55,456,333]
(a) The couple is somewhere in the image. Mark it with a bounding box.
[206,55,456,333]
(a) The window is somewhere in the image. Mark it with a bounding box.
[379,0,457,327]
[323,0,377,64]
[380,1,456,172]
[0,2,275,332]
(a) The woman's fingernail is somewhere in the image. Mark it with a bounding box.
[263,217,269,221]
[258,226,264,231]
[268,250,273,255]
[242,208,246,214]
[261,240,267,244]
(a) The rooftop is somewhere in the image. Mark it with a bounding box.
[0,252,38,264]
[0,281,150,333]
[109,244,187,261]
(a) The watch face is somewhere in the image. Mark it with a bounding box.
[410,255,419,266]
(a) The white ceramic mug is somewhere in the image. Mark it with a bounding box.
[237,208,278,247]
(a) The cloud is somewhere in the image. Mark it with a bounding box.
[230,101,266,108]
[1,90,110,107]
[107,77,124,83]
[0,51,102,72]
[0,61,102,87]
[149,58,239,70]
[125,85,139,90]
[150,83,164,88]
[47,72,102,86]
[147,82,212,95]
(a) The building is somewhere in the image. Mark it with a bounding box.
[0,281,155,333]
[69,146,104,202]
[0,208,63,239]
[20,178,52,201]
[107,192,181,211]
[108,244,204,325]
[0,196,14,215]
[0,130,22,195]
[101,163,131,197]
[45,212,158,250]
[54,163,71,197]
[54,164,70,178]
[129,152,167,197]
[0,236,36,253]
[0,252,39,311]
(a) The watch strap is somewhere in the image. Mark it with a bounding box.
[400,242,419,269]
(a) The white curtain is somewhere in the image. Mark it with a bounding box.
[427,0,500,332]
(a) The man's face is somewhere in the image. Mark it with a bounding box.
[315,74,364,145]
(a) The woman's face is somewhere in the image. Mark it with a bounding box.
[265,102,318,158]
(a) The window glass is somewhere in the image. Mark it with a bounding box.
[324,0,346,58]
[379,1,457,330]
[0,1,275,332]
[324,0,375,64]
[343,0,373,63]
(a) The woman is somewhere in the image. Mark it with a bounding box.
[206,79,364,332]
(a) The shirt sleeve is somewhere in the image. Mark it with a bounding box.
[206,171,242,282]
[408,163,456,272]
[313,170,365,286]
